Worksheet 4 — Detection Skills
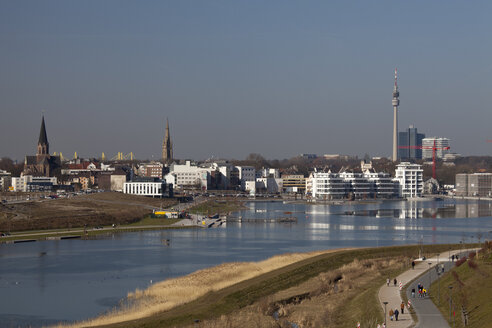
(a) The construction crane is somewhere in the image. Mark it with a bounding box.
[399,140,450,180]
[53,152,65,161]
[101,152,106,161]
[110,152,135,161]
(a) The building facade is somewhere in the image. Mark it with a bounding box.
[422,137,450,159]
[456,173,492,197]
[398,125,425,160]
[123,178,173,198]
[393,162,423,198]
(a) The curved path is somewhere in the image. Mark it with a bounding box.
[377,249,474,328]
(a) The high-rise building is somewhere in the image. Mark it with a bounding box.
[422,137,450,159]
[398,125,425,160]
[392,68,400,161]
[162,118,173,163]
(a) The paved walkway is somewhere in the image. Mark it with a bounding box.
[377,249,474,328]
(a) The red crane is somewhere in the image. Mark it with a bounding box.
[398,140,450,180]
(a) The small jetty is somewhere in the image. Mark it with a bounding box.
[225,217,297,223]
[46,235,82,240]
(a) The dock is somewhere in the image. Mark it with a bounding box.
[225,217,297,223]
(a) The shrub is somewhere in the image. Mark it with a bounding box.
[467,260,478,270]
[452,271,465,287]
[455,257,467,267]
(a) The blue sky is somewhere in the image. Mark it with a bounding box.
[1,1,491,160]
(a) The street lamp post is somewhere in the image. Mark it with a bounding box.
[383,301,388,326]
[437,254,440,305]
[428,262,432,295]
[449,286,453,325]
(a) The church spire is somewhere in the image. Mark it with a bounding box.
[37,115,49,156]
[39,116,48,145]
[162,118,173,163]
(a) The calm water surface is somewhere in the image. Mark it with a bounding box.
[1,199,491,327]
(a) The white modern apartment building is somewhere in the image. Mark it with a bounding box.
[339,172,372,198]
[393,162,423,198]
[364,171,397,198]
[309,170,398,200]
[422,137,450,159]
[309,172,347,199]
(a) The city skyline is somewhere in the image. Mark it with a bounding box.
[1,1,492,160]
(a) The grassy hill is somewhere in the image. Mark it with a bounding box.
[431,242,492,328]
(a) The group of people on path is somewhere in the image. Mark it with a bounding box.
[411,283,427,298]
[388,302,405,321]
[386,277,398,287]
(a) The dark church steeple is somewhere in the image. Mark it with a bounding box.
[37,116,49,156]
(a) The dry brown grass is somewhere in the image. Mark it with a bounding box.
[55,250,338,328]
[189,256,409,328]
[0,192,177,231]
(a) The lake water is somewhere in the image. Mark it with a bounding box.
[1,199,492,327]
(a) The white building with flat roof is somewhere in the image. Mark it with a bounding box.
[236,166,256,191]
[123,180,173,198]
[394,162,423,198]
[169,161,210,190]
[309,172,347,199]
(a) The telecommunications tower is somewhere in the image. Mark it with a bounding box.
[392,68,400,161]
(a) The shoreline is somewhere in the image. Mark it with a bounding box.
[57,243,467,328]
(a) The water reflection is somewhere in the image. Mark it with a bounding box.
[338,201,492,219]
[1,199,492,327]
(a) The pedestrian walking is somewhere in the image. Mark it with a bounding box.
[387,277,390,287]
[412,261,415,269]
[389,309,394,321]
[401,301,405,314]
[411,287,415,298]
[394,309,399,321]
[393,278,397,287]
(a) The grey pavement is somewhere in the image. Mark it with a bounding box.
[406,251,471,328]
[378,249,474,328]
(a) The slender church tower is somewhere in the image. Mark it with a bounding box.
[37,116,49,158]
[392,68,400,161]
[162,118,173,163]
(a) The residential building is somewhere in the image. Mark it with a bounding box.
[339,172,372,198]
[422,137,450,159]
[256,168,280,179]
[393,162,423,198]
[282,174,306,193]
[255,177,283,194]
[309,172,347,200]
[11,175,57,192]
[138,162,163,179]
[236,166,256,191]
[456,173,492,197]
[364,171,397,198]
[0,170,12,192]
[398,125,425,160]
